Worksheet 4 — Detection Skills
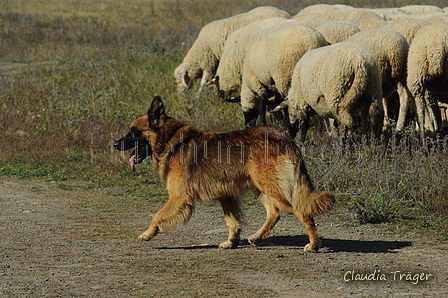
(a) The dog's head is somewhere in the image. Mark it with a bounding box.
[113,96,168,171]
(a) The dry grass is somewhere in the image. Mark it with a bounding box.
[0,0,447,236]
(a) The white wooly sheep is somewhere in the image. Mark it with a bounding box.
[309,8,390,23]
[215,19,303,100]
[239,25,328,127]
[407,23,448,146]
[381,18,428,44]
[293,4,352,20]
[249,6,291,18]
[315,21,360,44]
[219,17,285,66]
[296,18,324,27]
[401,5,443,14]
[355,18,386,30]
[287,42,383,141]
[426,14,448,24]
[174,10,288,93]
[407,12,447,19]
[374,7,410,20]
[346,29,410,131]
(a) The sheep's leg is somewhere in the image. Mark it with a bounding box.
[287,106,301,139]
[414,93,428,149]
[396,82,410,132]
[301,116,310,142]
[218,197,243,249]
[259,97,267,125]
[425,90,442,135]
[241,84,260,127]
[360,107,369,138]
[243,108,259,127]
[337,110,354,147]
[198,69,214,93]
[382,81,398,131]
[248,193,280,246]
[382,97,390,131]
[370,99,384,140]
[281,106,291,133]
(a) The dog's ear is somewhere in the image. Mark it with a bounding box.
[148,96,166,127]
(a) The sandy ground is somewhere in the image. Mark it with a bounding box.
[1,177,447,297]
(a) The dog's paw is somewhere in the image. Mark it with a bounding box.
[303,243,319,253]
[138,233,152,241]
[248,235,264,246]
[219,240,238,249]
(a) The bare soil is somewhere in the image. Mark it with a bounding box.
[1,177,447,298]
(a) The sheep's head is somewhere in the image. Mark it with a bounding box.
[174,64,192,93]
[207,76,241,102]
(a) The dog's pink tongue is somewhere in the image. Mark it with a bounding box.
[129,155,136,172]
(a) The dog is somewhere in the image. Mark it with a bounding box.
[114,96,334,252]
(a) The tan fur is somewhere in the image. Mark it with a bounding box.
[122,96,335,252]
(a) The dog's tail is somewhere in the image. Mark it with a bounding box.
[292,163,335,217]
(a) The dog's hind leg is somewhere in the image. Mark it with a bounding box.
[138,196,194,241]
[248,193,280,246]
[218,197,243,249]
[294,213,319,253]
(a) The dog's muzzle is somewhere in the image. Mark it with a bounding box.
[113,137,152,165]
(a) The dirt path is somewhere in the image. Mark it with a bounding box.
[1,178,447,297]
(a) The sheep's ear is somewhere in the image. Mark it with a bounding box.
[207,76,219,87]
[148,96,166,128]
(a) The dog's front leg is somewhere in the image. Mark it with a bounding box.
[138,196,194,241]
[218,197,243,249]
[138,224,159,241]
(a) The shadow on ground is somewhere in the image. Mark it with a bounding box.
[258,235,413,253]
[152,235,412,253]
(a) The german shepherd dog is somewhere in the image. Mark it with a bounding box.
[114,96,334,252]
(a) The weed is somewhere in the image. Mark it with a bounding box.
[351,192,400,224]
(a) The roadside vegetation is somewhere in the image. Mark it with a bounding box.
[0,0,447,238]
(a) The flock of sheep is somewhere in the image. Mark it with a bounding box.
[174,4,448,146]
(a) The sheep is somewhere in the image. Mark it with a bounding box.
[296,18,324,28]
[355,18,386,30]
[309,8,389,23]
[407,12,447,20]
[401,5,443,14]
[380,18,428,44]
[213,19,303,101]
[374,7,410,20]
[174,10,287,93]
[219,17,285,66]
[239,25,328,127]
[406,23,448,147]
[426,14,448,24]
[315,21,360,44]
[249,6,291,18]
[346,28,410,132]
[292,4,352,20]
[286,42,383,142]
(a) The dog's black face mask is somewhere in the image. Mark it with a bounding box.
[113,128,152,171]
